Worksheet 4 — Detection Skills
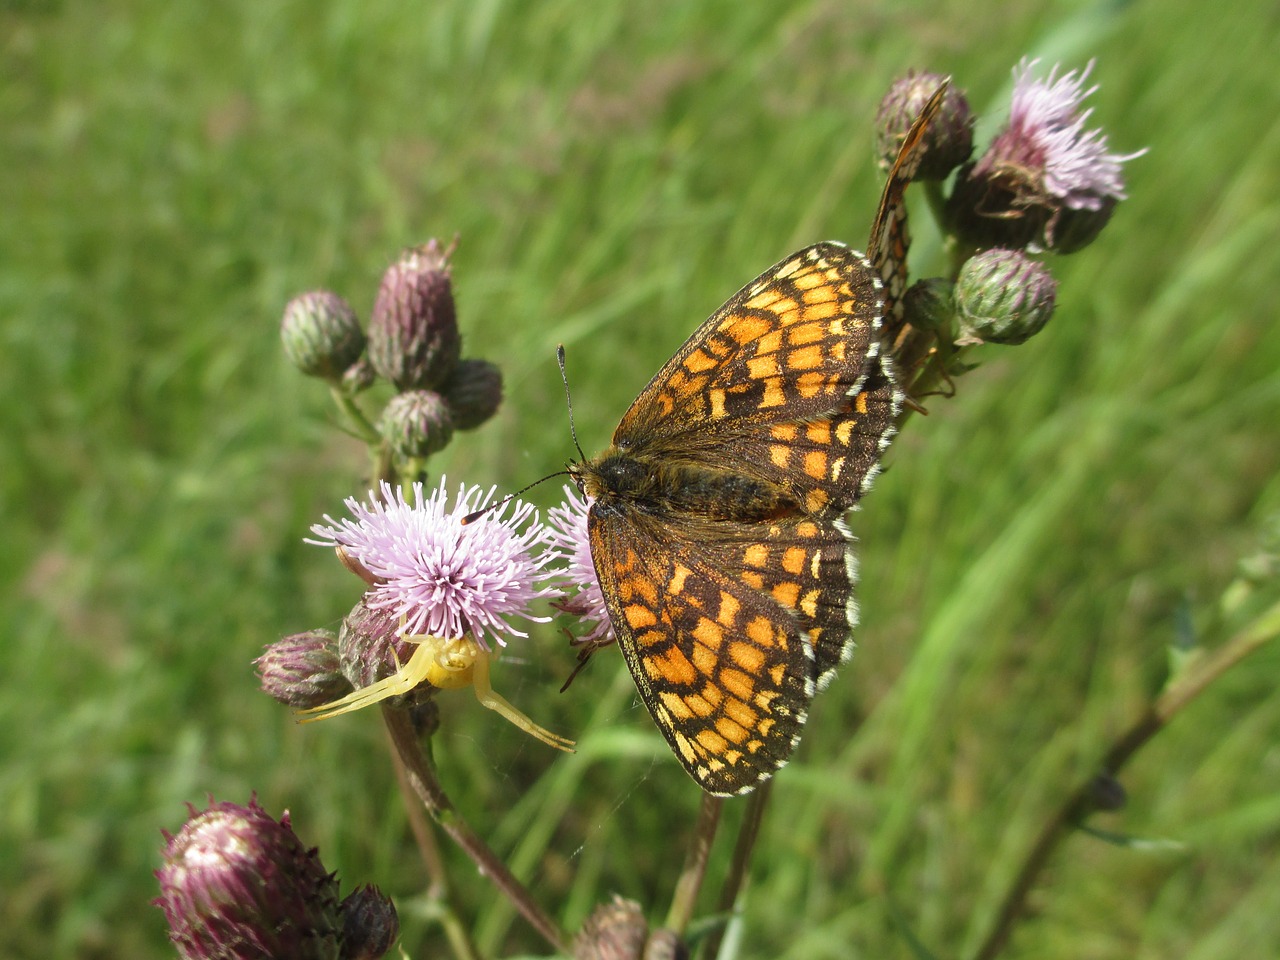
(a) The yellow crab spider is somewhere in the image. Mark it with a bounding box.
[297,630,575,753]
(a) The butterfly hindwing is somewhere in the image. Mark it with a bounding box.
[587,507,815,796]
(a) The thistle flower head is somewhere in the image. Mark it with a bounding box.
[308,479,560,650]
[949,59,1145,252]
[546,485,615,649]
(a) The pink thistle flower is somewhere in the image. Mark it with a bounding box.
[948,59,1146,252]
[308,479,561,651]
[545,484,616,649]
[1001,58,1144,211]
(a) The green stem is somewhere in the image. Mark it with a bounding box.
[380,705,569,955]
[329,384,380,442]
[970,598,1280,960]
[703,780,772,959]
[665,792,724,935]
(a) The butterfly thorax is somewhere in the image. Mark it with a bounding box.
[576,448,797,523]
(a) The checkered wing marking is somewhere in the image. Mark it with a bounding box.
[696,514,861,690]
[587,508,817,796]
[724,352,901,518]
[615,242,883,443]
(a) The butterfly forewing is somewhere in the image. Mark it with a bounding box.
[615,243,883,445]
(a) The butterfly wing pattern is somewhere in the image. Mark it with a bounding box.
[573,88,942,796]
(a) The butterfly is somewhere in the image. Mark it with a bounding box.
[569,84,945,795]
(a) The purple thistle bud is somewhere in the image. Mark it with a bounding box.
[281,291,366,382]
[876,71,973,180]
[255,631,351,709]
[308,479,562,650]
[368,239,462,390]
[442,358,504,431]
[336,596,434,710]
[948,59,1145,252]
[338,885,400,960]
[378,389,455,460]
[546,485,615,649]
[954,248,1058,345]
[155,798,342,960]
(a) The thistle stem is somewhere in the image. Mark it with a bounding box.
[971,598,1280,960]
[703,780,772,959]
[380,704,569,955]
[383,723,481,960]
[665,792,724,935]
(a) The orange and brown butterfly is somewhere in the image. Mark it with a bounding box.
[566,84,946,796]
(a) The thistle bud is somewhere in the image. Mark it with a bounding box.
[256,631,350,709]
[338,597,434,711]
[155,798,342,960]
[875,71,973,180]
[368,239,461,390]
[901,277,956,335]
[378,389,455,460]
[574,896,649,960]
[339,886,400,960]
[281,291,366,382]
[954,248,1057,345]
[1088,773,1128,812]
[442,358,504,431]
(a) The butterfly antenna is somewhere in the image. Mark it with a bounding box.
[459,470,570,524]
[558,344,587,461]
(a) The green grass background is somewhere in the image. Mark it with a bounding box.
[3,0,1278,957]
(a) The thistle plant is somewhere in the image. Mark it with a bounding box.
[154,61,1280,960]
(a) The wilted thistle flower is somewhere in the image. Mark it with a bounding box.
[442,357,504,431]
[954,248,1058,345]
[948,59,1145,253]
[155,798,343,960]
[368,239,462,390]
[281,291,366,382]
[876,70,973,180]
[378,388,455,460]
[255,630,350,709]
[573,896,649,960]
[546,484,615,651]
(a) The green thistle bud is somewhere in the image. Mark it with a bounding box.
[368,239,461,390]
[255,630,350,709]
[155,798,342,960]
[442,358,504,431]
[902,277,957,335]
[954,248,1057,345]
[339,886,400,960]
[281,291,366,382]
[875,71,973,180]
[378,389,455,460]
